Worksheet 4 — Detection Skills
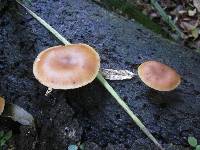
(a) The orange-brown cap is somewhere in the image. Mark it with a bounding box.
[33,43,100,89]
[0,97,5,115]
[138,61,181,91]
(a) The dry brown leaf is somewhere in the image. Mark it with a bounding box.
[101,69,136,80]
[179,19,198,31]
[180,21,194,31]
[193,0,200,12]
[170,4,187,21]
[3,103,34,126]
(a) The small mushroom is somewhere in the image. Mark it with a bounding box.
[138,61,181,91]
[0,97,5,115]
[33,43,100,89]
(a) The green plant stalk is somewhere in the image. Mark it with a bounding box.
[150,0,184,39]
[97,73,163,150]
[16,1,164,149]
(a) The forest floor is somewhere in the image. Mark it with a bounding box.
[0,0,200,150]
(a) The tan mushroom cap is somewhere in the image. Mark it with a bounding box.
[0,97,5,115]
[138,61,181,91]
[33,43,100,89]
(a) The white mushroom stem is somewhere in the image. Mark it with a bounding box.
[45,88,53,96]
[16,2,164,150]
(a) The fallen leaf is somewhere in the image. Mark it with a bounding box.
[2,103,34,126]
[179,20,198,31]
[101,69,136,80]
[188,9,197,16]
[193,0,200,12]
[170,5,183,16]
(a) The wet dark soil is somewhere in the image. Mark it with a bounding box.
[0,0,200,150]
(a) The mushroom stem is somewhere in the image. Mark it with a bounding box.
[97,74,164,150]
[17,2,163,149]
[45,88,53,96]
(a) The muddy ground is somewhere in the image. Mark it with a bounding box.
[0,0,200,150]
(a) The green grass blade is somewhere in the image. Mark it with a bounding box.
[16,1,163,149]
[97,73,164,150]
[150,0,184,39]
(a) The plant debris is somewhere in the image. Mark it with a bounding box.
[0,130,12,148]
[2,103,34,126]
[101,69,136,80]
[0,97,34,126]
[132,0,200,52]
[193,0,200,12]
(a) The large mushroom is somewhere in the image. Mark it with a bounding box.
[138,61,181,91]
[33,43,100,90]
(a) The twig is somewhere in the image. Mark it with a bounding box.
[150,0,184,39]
[16,1,164,149]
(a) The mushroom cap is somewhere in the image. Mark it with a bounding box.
[138,61,181,91]
[33,43,100,89]
[0,97,5,115]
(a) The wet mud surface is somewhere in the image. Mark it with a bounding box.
[0,0,200,149]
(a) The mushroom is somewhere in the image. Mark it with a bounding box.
[138,61,181,91]
[18,3,164,148]
[0,97,5,115]
[33,43,100,90]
